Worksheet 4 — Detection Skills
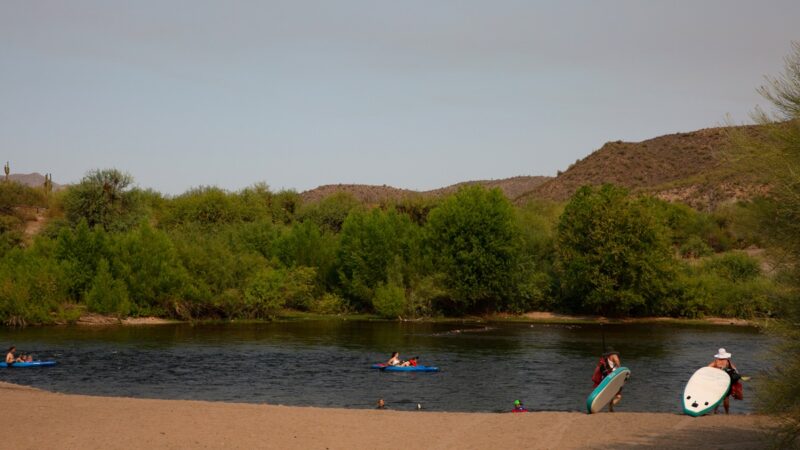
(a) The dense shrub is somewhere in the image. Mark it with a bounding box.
[86,259,131,317]
[556,185,674,316]
[372,281,406,318]
[426,186,521,312]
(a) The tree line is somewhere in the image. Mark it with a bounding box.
[0,167,786,325]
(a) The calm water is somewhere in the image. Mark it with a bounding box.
[0,321,771,413]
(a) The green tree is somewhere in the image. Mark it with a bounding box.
[296,193,362,233]
[242,267,316,318]
[55,220,110,301]
[274,220,339,292]
[425,186,520,312]
[113,223,189,315]
[337,208,420,311]
[61,169,144,232]
[555,184,674,316]
[86,259,131,317]
[741,42,800,446]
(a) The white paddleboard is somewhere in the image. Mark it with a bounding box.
[683,367,730,417]
[586,367,630,413]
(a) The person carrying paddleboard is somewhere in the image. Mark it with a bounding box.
[707,348,742,414]
[591,347,623,411]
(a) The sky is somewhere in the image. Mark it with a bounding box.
[1,1,799,195]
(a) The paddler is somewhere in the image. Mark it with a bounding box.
[591,346,623,412]
[5,346,16,365]
[511,400,528,413]
[707,348,742,414]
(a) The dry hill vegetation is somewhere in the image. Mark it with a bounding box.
[300,176,551,205]
[299,126,769,211]
[518,125,769,209]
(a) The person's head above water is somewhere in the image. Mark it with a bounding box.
[391,352,399,357]
[7,346,15,353]
[514,400,521,406]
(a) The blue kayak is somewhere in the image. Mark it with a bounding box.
[0,361,57,368]
[371,363,439,372]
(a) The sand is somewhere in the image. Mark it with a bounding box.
[2,382,771,449]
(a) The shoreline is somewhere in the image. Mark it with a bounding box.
[1,382,772,449]
[67,310,763,327]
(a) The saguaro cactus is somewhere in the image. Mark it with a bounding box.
[3,161,9,182]
[44,173,53,194]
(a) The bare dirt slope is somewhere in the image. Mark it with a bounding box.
[2,382,772,450]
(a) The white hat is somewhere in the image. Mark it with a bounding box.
[714,348,732,359]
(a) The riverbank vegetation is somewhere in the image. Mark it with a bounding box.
[740,42,800,447]
[0,166,788,327]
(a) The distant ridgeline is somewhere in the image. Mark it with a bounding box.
[0,124,787,326]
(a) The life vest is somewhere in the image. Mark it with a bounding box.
[592,357,609,387]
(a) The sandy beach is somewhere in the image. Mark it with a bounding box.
[2,382,772,450]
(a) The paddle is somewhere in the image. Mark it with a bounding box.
[601,323,606,354]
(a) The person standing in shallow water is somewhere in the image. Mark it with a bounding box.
[591,347,623,412]
[708,348,742,414]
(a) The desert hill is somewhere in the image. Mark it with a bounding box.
[300,125,767,210]
[517,125,767,209]
[300,176,551,204]
[7,172,62,190]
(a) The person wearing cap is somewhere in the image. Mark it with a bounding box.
[591,347,623,411]
[511,400,528,413]
[708,348,741,414]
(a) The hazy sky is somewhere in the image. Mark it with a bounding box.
[2,1,798,195]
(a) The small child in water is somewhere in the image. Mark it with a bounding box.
[512,400,528,413]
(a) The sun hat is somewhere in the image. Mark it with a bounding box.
[714,348,732,359]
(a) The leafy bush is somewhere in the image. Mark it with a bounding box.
[373,281,406,318]
[86,259,130,317]
[61,169,145,232]
[556,185,674,316]
[679,236,714,258]
[311,293,349,315]
[296,193,362,233]
[338,209,420,310]
[0,249,66,326]
[161,186,270,228]
[701,252,761,282]
[426,186,520,312]
[242,266,317,318]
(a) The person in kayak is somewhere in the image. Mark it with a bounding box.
[386,352,401,366]
[708,348,741,414]
[591,347,623,412]
[5,346,16,365]
[511,400,528,413]
[399,356,419,367]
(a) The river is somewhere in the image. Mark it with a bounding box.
[0,320,771,413]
